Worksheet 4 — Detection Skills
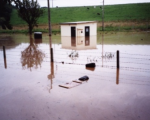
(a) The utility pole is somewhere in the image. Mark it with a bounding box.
[47,0,53,62]
[47,0,52,36]
[102,0,104,31]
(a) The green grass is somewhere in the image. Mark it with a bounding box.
[103,3,150,21]
[0,29,60,35]
[0,3,149,33]
[10,3,150,25]
[10,9,26,25]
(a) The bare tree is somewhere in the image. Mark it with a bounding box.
[13,0,44,34]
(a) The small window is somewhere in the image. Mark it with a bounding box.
[86,28,89,32]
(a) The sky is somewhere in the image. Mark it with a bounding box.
[37,0,150,7]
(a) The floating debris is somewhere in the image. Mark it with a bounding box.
[86,63,96,68]
[59,76,89,89]
[78,75,89,81]
[59,81,81,89]
[102,52,115,59]
[68,50,78,58]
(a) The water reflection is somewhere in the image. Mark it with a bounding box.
[0,36,19,49]
[21,36,45,71]
[85,36,90,46]
[34,38,42,44]
[4,58,7,69]
[61,36,97,50]
[47,62,54,92]
[86,67,95,71]
[116,68,120,85]
[3,46,7,69]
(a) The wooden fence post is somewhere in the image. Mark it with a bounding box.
[51,48,54,62]
[117,50,119,68]
[3,46,6,58]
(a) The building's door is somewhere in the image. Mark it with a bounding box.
[71,27,76,37]
[85,26,90,37]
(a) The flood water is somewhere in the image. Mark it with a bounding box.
[0,32,150,120]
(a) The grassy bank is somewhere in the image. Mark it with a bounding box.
[10,3,150,24]
[1,3,150,33]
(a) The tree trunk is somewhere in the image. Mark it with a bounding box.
[28,24,33,34]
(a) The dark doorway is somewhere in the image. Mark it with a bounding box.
[71,27,76,37]
[85,26,90,37]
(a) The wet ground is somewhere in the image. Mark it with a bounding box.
[0,32,150,120]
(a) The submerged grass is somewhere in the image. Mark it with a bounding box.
[1,32,149,45]
[97,31,150,45]
[98,25,150,31]
[0,29,60,35]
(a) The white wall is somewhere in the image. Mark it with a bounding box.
[61,25,73,37]
[77,23,97,36]
[89,23,97,36]
[61,22,97,37]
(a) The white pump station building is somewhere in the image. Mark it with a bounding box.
[60,21,97,50]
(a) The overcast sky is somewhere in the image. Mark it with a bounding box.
[37,0,150,7]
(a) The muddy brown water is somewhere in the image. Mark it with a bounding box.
[0,32,150,120]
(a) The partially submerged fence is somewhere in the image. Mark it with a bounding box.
[1,45,150,72]
[1,45,150,86]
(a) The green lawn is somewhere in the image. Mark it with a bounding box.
[10,3,150,25]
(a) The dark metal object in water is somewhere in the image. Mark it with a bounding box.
[78,76,89,81]
[86,63,96,68]
[34,32,42,39]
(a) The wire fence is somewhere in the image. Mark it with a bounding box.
[0,45,150,86]
[1,47,150,70]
